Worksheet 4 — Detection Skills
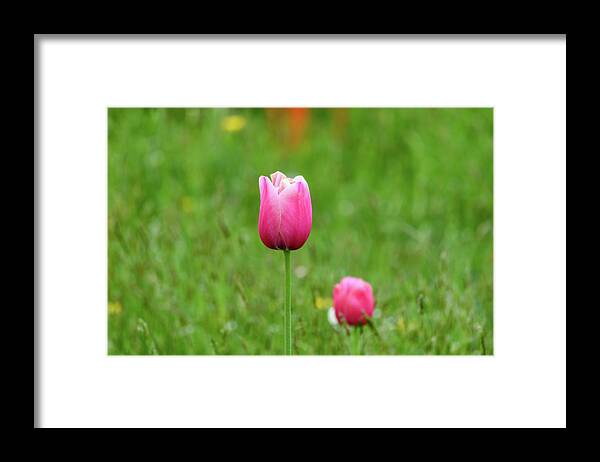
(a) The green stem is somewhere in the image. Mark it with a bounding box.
[350,327,362,355]
[284,250,292,355]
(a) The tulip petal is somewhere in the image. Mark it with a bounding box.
[279,179,312,250]
[270,171,287,189]
[258,176,282,249]
[348,290,374,322]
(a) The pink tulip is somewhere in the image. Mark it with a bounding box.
[258,171,312,251]
[333,277,375,326]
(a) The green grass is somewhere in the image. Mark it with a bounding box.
[108,108,493,355]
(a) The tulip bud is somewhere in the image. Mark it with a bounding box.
[333,277,375,326]
[258,171,312,251]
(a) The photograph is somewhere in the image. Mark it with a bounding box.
[108,107,493,355]
[36,35,566,428]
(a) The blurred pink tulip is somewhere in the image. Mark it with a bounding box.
[333,277,375,326]
[258,171,312,251]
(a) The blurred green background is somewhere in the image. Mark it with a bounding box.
[108,108,493,355]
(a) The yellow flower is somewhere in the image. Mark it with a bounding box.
[108,301,122,316]
[222,115,246,132]
[181,196,194,214]
[314,296,332,310]
[397,318,406,333]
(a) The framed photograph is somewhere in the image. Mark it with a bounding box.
[35,35,566,428]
